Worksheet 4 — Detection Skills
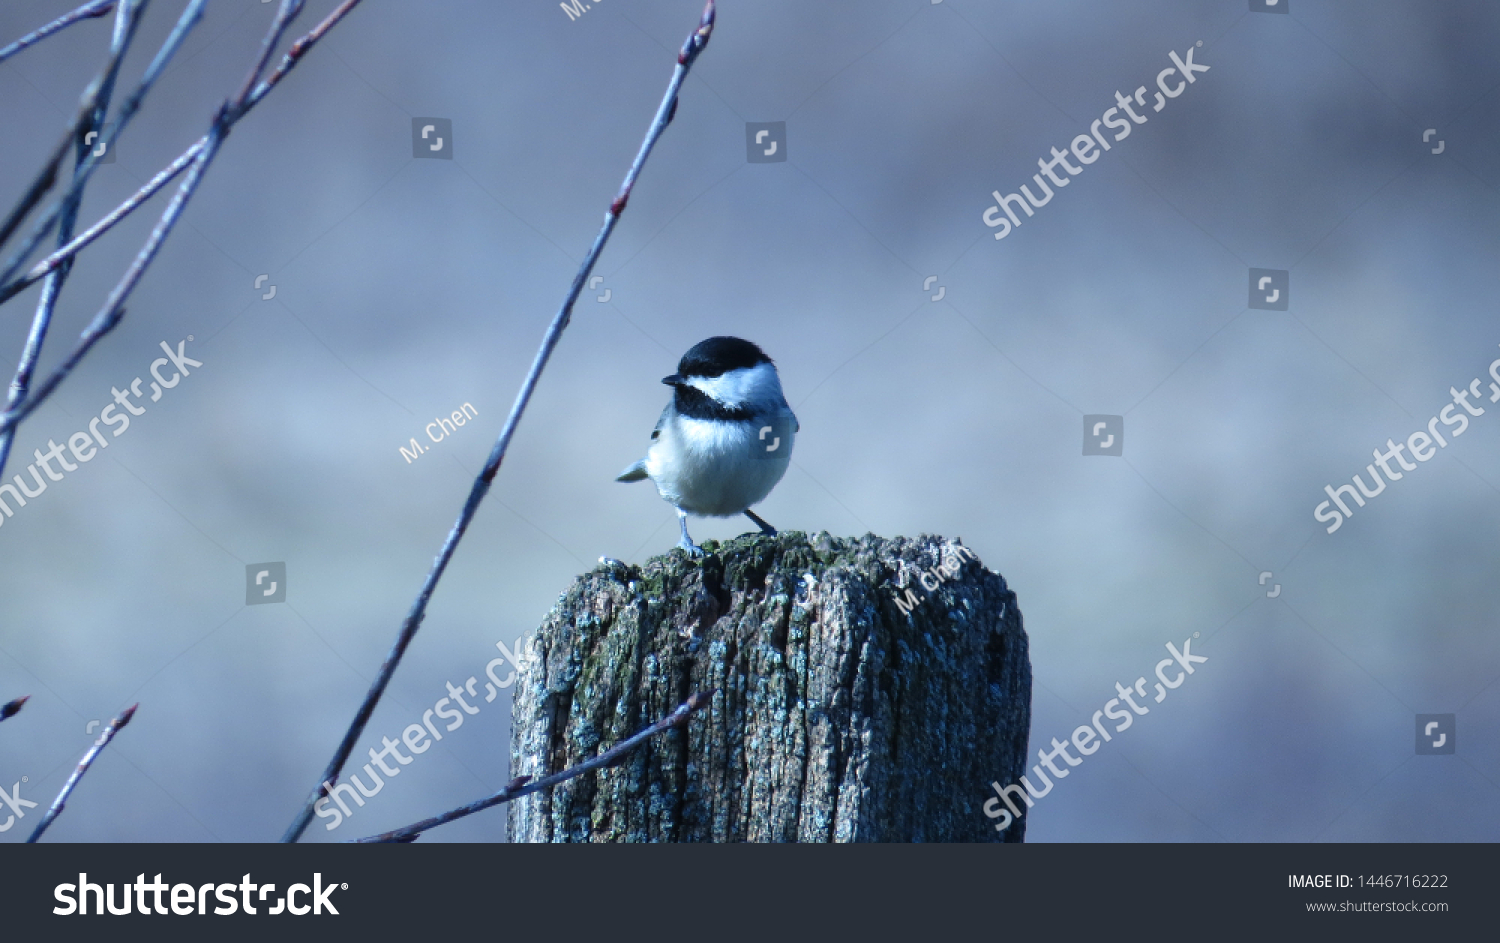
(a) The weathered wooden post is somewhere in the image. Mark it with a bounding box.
[509,532,1031,842]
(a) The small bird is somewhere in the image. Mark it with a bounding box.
[617,336,798,554]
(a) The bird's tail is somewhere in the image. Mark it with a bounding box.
[615,460,649,482]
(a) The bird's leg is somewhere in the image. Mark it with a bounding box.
[675,507,704,556]
[744,509,776,536]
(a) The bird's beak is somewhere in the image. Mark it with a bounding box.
[661,374,684,386]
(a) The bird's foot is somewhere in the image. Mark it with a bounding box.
[674,508,705,556]
[744,509,777,536]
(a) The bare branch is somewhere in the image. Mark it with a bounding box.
[281,0,718,844]
[0,2,176,479]
[0,124,219,440]
[0,0,366,440]
[0,250,70,479]
[0,0,147,258]
[246,0,362,111]
[0,0,116,66]
[0,140,203,307]
[228,0,305,115]
[0,0,206,307]
[26,703,137,842]
[0,0,361,306]
[0,695,29,723]
[1,0,355,306]
[354,691,714,843]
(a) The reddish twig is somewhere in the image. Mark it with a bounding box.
[245,0,360,110]
[355,691,714,843]
[227,0,304,117]
[26,703,137,842]
[282,0,717,845]
[0,695,28,722]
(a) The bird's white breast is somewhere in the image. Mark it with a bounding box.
[645,412,794,517]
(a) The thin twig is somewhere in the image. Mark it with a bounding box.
[26,703,136,842]
[0,119,97,482]
[0,0,213,456]
[0,0,196,479]
[355,691,714,843]
[0,127,219,439]
[244,0,360,110]
[1,140,204,307]
[0,0,350,307]
[0,695,28,722]
[228,0,305,116]
[0,0,365,440]
[0,0,146,258]
[281,0,717,844]
[0,230,73,479]
[0,7,132,479]
[0,1,358,305]
[0,0,116,66]
[0,0,205,305]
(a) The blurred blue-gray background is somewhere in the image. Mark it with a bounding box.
[1,0,1496,842]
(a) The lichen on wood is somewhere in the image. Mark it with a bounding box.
[508,531,1031,842]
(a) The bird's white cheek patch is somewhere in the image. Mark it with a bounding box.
[688,363,782,408]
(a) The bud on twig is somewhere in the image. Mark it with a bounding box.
[0,695,29,722]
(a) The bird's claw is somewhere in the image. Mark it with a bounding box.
[743,509,777,537]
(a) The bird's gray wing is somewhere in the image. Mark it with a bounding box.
[616,403,674,482]
[650,402,672,440]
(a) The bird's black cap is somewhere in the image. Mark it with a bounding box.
[666,336,772,384]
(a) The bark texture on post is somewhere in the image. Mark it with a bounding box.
[508,532,1031,842]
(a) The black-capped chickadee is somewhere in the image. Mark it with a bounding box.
[616,336,798,554]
